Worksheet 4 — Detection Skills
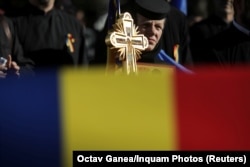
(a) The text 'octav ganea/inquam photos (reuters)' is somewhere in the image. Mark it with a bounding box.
[75,154,246,165]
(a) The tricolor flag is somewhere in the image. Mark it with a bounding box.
[1,67,250,166]
[170,0,187,15]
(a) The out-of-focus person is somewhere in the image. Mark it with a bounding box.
[189,0,234,65]
[11,0,87,76]
[204,0,250,66]
[93,0,193,67]
[0,10,21,79]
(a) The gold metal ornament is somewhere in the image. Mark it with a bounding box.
[66,33,75,53]
[106,12,148,75]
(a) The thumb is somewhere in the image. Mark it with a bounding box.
[7,55,12,68]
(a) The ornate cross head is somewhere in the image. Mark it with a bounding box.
[106,12,148,75]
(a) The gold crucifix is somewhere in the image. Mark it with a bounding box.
[106,12,148,75]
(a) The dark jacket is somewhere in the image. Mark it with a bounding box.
[189,15,231,64]
[207,24,250,66]
[12,3,87,75]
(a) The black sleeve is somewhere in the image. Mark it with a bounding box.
[90,19,108,66]
[79,26,89,66]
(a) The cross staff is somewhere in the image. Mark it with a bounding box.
[106,12,148,74]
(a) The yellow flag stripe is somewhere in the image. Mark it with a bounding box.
[59,68,178,167]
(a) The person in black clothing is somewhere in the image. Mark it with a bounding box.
[0,11,21,79]
[163,5,193,66]
[92,0,192,67]
[189,0,234,65]
[205,0,250,66]
[12,0,87,76]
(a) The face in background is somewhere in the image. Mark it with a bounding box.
[136,13,165,51]
[213,0,234,16]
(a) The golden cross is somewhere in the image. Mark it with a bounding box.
[106,12,148,75]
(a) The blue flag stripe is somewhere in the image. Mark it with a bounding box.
[170,0,187,15]
[0,69,61,167]
[158,49,193,74]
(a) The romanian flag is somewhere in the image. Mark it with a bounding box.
[1,67,250,166]
[170,0,187,15]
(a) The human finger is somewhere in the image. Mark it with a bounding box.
[7,55,12,68]
[11,61,20,71]
[0,70,7,79]
[0,64,7,71]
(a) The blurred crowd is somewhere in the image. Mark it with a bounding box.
[0,0,225,33]
[0,0,222,35]
[0,0,249,78]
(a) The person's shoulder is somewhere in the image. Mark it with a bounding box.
[0,14,14,29]
[213,25,241,40]
[54,9,83,31]
[189,17,213,34]
[207,25,238,50]
[193,15,226,28]
[190,17,209,29]
[54,9,79,24]
[167,6,186,19]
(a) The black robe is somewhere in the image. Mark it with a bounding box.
[207,24,250,66]
[11,3,87,74]
[203,24,250,67]
[189,14,231,64]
